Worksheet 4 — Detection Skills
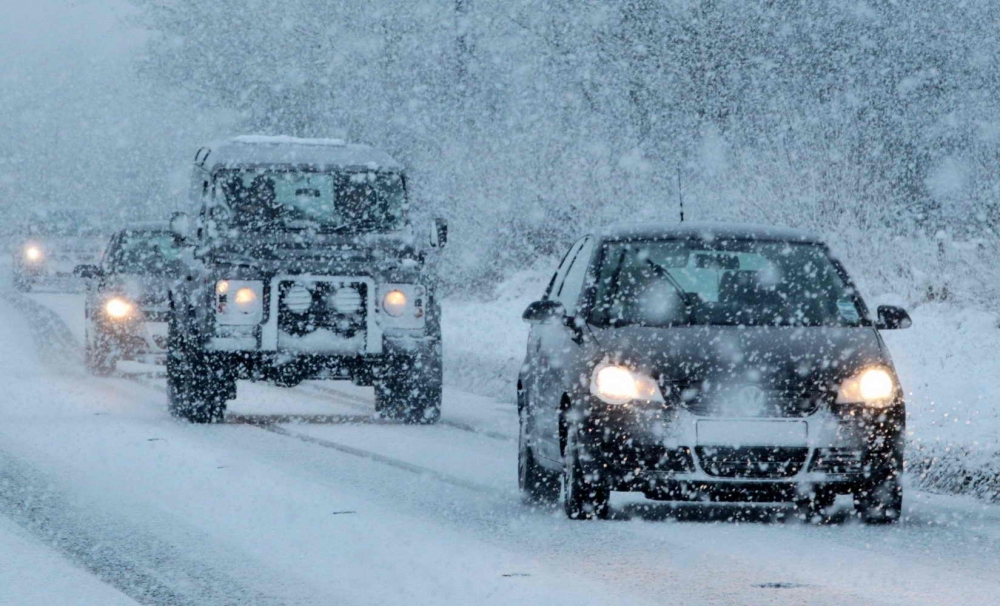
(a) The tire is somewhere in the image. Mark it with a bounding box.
[518,402,560,504]
[562,426,610,520]
[166,318,228,424]
[85,329,117,376]
[375,348,442,424]
[854,476,903,525]
[795,486,837,522]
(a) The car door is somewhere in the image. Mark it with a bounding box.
[523,237,583,406]
[534,236,596,462]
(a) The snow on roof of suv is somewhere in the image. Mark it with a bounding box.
[598,221,823,244]
[196,135,403,172]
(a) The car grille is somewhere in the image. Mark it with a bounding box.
[696,446,809,479]
[677,385,828,418]
[277,280,367,338]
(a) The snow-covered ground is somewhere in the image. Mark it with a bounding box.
[2,275,1000,604]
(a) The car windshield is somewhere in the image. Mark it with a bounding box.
[590,239,865,328]
[112,231,182,274]
[215,169,406,232]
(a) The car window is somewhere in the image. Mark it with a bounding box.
[554,237,595,314]
[545,238,585,299]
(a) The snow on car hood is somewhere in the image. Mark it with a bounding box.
[590,324,888,389]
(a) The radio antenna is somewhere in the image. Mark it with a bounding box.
[677,167,685,222]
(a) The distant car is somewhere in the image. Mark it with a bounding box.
[74,224,181,375]
[518,223,911,523]
[11,210,106,292]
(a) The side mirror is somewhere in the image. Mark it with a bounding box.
[522,299,566,324]
[430,217,448,249]
[74,264,102,280]
[170,212,192,241]
[876,305,912,330]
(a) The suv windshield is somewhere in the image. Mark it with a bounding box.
[215,169,406,232]
[591,239,865,328]
[112,231,181,275]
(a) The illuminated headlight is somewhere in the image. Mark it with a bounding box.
[24,245,43,262]
[382,290,407,317]
[216,280,263,324]
[836,367,897,407]
[234,287,257,307]
[590,364,664,405]
[104,297,134,320]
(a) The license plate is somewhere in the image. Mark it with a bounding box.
[696,420,808,447]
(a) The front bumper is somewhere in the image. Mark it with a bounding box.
[575,397,904,500]
[97,319,169,361]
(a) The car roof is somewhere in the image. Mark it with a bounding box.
[196,135,404,172]
[595,221,824,244]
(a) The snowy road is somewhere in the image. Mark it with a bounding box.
[2,289,1000,605]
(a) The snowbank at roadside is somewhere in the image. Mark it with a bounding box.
[442,274,1000,503]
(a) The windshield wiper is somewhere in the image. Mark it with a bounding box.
[644,259,696,324]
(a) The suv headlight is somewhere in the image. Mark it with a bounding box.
[836,367,897,407]
[590,363,664,405]
[216,280,263,325]
[378,284,426,327]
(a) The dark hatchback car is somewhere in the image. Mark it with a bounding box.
[518,223,911,523]
[75,224,181,375]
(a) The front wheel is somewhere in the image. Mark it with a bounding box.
[375,348,441,424]
[562,427,610,520]
[518,404,560,504]
[166,320,229,423]
[854,476,903,524]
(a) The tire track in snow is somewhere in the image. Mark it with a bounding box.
[0,448,290,606]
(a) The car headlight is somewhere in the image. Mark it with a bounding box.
[24,245,43,262]
[590,363,664,405]
[836,367,897,407]
[216,280,263,324]
[104,297,134,320]
[382,290,407,317]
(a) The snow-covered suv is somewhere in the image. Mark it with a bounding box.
[167,136,447,424]
[518,223,910,523]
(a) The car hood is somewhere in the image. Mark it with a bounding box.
[589,324,888,390]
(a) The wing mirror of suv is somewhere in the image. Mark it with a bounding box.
[876,305,912,330]
[430,218,448,249]
[170,212,192,242]
[73,264,102,280]
[522,299,566,324]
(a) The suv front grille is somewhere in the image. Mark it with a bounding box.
[696,446,809,479]
[277,280,367,338]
